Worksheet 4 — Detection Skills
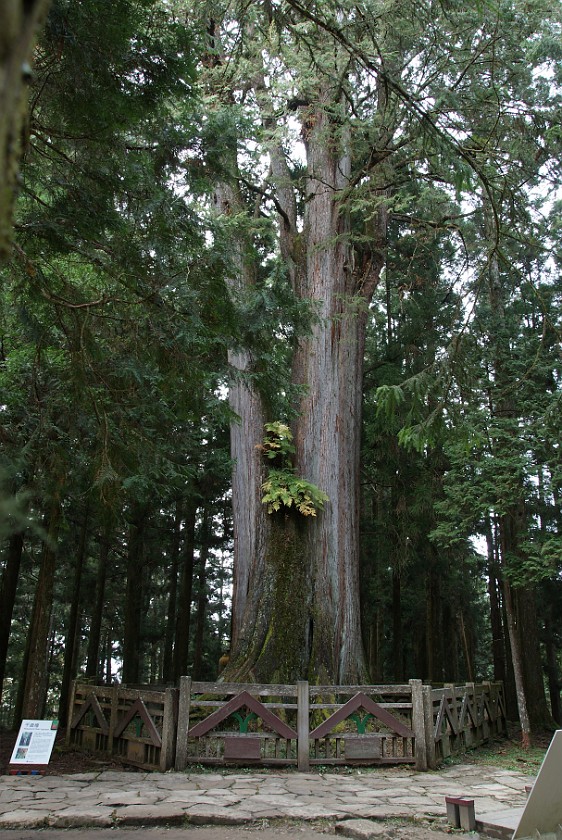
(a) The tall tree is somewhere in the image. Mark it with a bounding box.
[195,0,561,684]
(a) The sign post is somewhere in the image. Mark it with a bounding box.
[8,720,58,775]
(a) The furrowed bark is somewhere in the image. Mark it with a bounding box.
[0,0,52,258]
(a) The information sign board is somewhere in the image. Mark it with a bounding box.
[513,729,562,839]
[9,720,58,770]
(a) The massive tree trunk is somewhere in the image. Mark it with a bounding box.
[223,90,384,684]
[202,1,389,684]
[291,105,379,682]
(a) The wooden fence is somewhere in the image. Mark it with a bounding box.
[67,678,507,772]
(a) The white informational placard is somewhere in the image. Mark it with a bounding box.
[513,729,562,839]
[9,720,58,767]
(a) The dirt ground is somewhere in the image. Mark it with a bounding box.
[0,728,137,775]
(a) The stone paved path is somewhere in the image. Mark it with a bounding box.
[0,764,532,830]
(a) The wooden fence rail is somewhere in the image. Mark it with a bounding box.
[67,679,507,773]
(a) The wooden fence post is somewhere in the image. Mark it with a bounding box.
[108,684,118,759]
[482,681,492,740]
[175,676,191,771]
[423,684,437,769]
[445,683,460,754]
[410,679,427,771]
[66,680,77,746]
[297,680,310,772]
[464,683,476,748]
[160,687,178,771]
[497,681,508,736]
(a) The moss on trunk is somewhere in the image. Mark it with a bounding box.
[223,512,311,684]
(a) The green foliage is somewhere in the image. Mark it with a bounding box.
[0,469,36,541]
[261,468,329,517]
[258,422,296,460]
[258,424,328,517]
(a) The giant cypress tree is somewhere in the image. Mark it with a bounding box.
[192,0,560,684]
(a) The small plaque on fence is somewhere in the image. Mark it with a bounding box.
[223,736,261,760]
[345,735,383,760]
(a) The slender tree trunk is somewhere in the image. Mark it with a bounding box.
[392,569,403,681]
[486,525,507,685]
[458,609,473,682]
[486,213,544,743]
[58,505,89,725]
[441,600,456,681]
[13,607,32,725]
[503,577,532,747]
[213,173,271,653]
[374,612,384,681]
[425,557,444,682]
[105,632,112,683]
[162,500,182,682]
[85,529,110,679]
[0,531,24,705]
[501,599,519,720]
[43,617,56,717]
[425,570,435,682]
[192,516,210,680]
[172,499,196,681]
[545,609,561,725]
[21,496,62,720]
[122,503,148,684]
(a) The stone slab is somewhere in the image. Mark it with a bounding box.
[336,819,393,839]
[183,810,255,825]
[476,807,525,840]
[47,807,115,827]
[0,809,51,827]
[113,803,188,825]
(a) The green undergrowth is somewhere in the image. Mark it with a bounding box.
[440,736,548,775]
